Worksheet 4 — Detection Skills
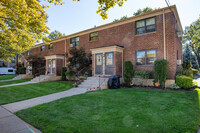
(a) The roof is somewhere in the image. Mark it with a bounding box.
[33,5,183,48]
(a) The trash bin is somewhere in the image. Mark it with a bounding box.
[108,75,120,89]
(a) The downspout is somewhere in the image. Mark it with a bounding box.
[163,9,166,60]
[122,50,124,80]
[65,39,67,67]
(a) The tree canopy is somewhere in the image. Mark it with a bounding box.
[47,30,65,40]
[1,0,127,61]
[113,7,154,22]
[184,17,200,65]
[113,16,128,22]
[133,7,153,16]
[183,44,199,69]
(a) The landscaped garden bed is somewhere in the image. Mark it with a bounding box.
[0,81,73,105]
[16,88,200,133]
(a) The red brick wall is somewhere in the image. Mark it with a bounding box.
[28,11,182,79]
[114,52,122,77]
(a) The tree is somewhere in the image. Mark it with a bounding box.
[183,44,199,69]
[133,7,153,16]
[47,30,65,40]
[184,17,200,65]
[1,0,127,61]
[113,15,128,22]
[67,47,90,71]
[0,0,50,61]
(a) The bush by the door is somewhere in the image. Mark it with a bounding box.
[176,75,193,89]
[61,67,67,80]
[154,59,168,88]
[124,61,134,86]
[66,70,76,80]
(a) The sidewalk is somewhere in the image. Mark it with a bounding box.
[0,81,38,88]
[0,106,41,133]
[3,87,87,113]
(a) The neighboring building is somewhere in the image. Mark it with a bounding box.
[24,5,183,79]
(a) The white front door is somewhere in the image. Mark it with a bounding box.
[47,59,55,75]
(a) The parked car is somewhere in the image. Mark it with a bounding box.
[0,67,16,75]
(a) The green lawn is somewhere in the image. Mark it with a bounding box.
[16,89,200,133]
[0,79,31,86]
[0,75,16,80]
[0,81,73,105]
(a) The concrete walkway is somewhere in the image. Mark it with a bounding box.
[0,106,41,133]
[3,87,87,113]
[0,81,38,88]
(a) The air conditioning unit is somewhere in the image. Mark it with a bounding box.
[70,44,74,47]
[177,32,182,37]
[177,59,182,65]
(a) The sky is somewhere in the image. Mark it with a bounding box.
[43,0,200,35]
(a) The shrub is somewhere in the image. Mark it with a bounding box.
[65,70,76,80]
[19,67,26,74]
[124,61,134,86]
[61,67,67,80]
[182,69,193,78]
[182,62,192,70]
[154,59,168,88]
[134,70,150,79]
[193,80,198,88]
[168,84,180,89]
[176,68,183,76]
[176,75,193,89]
[85,69,92,77]
[192,68,199,77]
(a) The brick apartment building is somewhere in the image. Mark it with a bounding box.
[24,5,183,79]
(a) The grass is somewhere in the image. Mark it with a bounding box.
[0,81,73,105]
[0,79,31,86]
[16,88,200,133]
[0,75,16,80]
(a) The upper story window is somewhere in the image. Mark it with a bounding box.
[70,37,79,47]
[41,45,45,51]
[136,17,156,35]
[136,49,157,65]
[90,32,99,41]
[48,43,53,50]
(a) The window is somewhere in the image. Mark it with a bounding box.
[41,45,45,51]
[48,43,53,50]
[70,37,79,47]
[136,49,156,65]
[90,32,99,41]
[136,17,156,34]
[8,69,13,72]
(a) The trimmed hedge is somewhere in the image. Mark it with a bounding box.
[134,70,150,79]
[176,75,193,89]
[61,67,67,80]
[154,59,168,88]
[124,61,134,86]
[192,68,199,77]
